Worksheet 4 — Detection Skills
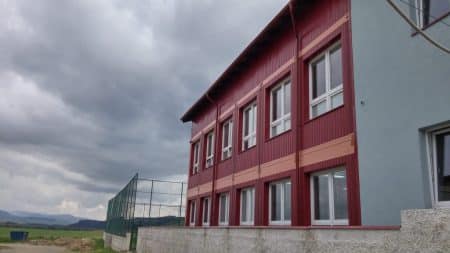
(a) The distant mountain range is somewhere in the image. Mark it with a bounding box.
[0,209,105,229]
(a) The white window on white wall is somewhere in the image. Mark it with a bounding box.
[192,141,200,174]
[218,193,229,226]
[205,131,214,168]
[240,187,255,225]
[415,0,450,28]
[222,119,233,160]
[311,168,348,225]
[428,127,450,207]
[243,102,257,151]
[269,180,291,225]
[309,43,343,118]
[202,197,211,226]
[270,78,291,137]
[190,201,196,226]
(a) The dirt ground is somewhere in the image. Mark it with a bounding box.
[0,243,68,253]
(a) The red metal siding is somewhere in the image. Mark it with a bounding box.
[186,0,360,228]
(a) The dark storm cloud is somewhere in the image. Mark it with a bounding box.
[0,0,287,218]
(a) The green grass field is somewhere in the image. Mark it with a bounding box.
[0,226,115,252]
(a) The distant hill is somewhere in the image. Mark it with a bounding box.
[0,209,85,226]
[68,219,106,230]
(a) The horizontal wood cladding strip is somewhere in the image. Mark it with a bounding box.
[189,134,355,198]
[215,174,233,191]
[198,182,213,195]
[234,166,259,186]
[262,57,295,88]
[219,105,236,121]
[260,153,296,178]
[191,131,202,142]
[299,13,349,57]
[300,133,355,167]
[187,182,213,198]
[237,85,260,106]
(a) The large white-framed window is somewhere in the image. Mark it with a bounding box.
[309,42,343,119]
[205,131,214,168]
[242,102,257,151]
[192,141,200,174]
[189,200,196,226]
[415,0,450,28]
[221,119,233,160]
[270,78,291,137]
[269,179,291,225]
[427,126,450,207]
[240,187,255,225]
[202,197,211,226]
[310,168,348,225]
[218,192,230,226]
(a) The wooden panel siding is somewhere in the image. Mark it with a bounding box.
[185,0,360,227]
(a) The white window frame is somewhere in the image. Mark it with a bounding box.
[205,131,214,168]
[242,102,257,151]
[268,179,291,225]
[221,119,233,160]
[309,42,343,119]
[310,167,349,226]
[190,201,196,226]
[270,78,291,138]
[426,125,450,208]
[192,141,200,174]
[240,187,255,225]
[202,197,211,226]
[415,0,425,28]
[218,192,230,226]
[415,0,450,28]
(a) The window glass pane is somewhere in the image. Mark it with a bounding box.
[250,189,254,222]
[333,171,348,220]
[285,118,291,132]
[330,46,343,90]
[436,132,450,202]
[272,123,282,137]
[244,109,250,136]
[272,87,282,121]
[203,199,209,223]
[220,195,226,222]
[271,184,282,221]
[223,123,229,148]
[252,105,257,133]
[284,182,291,221]
[331,92,344,109]
[425,0,450,26]
[284,82,291,114]
[312,101,327,118]
[190,202,195,223]
[313,174,330,220]
[242,190,247,222]
[312,57,326,99]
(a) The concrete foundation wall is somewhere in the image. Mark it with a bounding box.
[103,232,131,252]
[136,209,450,253]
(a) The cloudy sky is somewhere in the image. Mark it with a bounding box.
[0,0,287,220]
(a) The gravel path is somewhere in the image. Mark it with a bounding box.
[0,243,68,253]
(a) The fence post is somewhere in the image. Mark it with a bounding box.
[148,180,154,217]
[179,183,184,217]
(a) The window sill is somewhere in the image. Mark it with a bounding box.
[266,129,292,142]
[239,145,257,154]
[411,11,450,37]
[219,157,232,163]
[306,104,344,124]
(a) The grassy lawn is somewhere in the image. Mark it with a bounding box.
[0,226,115,252]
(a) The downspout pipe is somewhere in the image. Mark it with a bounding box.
[206,92,219,226]
[289,0,302,226]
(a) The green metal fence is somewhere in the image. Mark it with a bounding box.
[105,173,186,250]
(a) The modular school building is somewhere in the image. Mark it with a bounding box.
[180,0,450,228]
